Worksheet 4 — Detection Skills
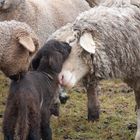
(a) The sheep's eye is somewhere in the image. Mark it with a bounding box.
[66,37,76,44]
[78,54,81,58]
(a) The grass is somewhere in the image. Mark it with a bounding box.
[0,75,137,140]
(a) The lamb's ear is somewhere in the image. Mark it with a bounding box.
[18,35,36,53]
[79,33,96,54]
[31,53,42,70]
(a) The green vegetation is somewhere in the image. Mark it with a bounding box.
[0,76,136,140]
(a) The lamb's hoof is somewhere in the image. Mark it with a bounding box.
[88,109,100,122]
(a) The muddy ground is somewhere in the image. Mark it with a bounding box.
[0,74,136,140]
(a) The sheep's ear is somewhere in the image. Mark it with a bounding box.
[18,35,36,53]
[79,33,96,54]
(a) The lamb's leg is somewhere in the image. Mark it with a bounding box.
[28,108,41,140]
[86,82,100,121]
[28,125,41,140]
[3,103,17,140]
[41,123,52,140]
[41,110,52,140]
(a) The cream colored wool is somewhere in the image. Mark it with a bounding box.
[86,0,140,7]
[0,20,38,77]
[0,0,90,47]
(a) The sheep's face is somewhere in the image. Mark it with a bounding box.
[0,0,22,10]
[1,27,39,79]
[59,44,90,88]
[59,32,96,88]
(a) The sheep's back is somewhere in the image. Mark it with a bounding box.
[74,5,140,79]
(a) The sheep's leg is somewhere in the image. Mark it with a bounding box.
[134,89,140,140]
[41,123,52,140]
[28,109,41,140]
[28,126,41,140]
[59,87,70,104]
[28,128,40,140]
[86,82,100,121]
[135,109,140,140]
[41,110,52,140]
[83,76,100,121]
[3,103,17,140]
[83,75,100,121]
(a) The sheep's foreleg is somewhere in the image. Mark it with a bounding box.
[86,81,100,121]
[135,109,140,140]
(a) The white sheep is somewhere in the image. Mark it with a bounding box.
[48,3,140,140]
[86,0,101,7]
[0,0,90,46]
[0,20,39,78]
[86,0,140,7]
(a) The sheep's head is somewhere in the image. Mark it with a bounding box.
[48,23,96,88]
[0,0,22,10]
[0,21,39,79]
[59,32,97,88]
[31,39,71,74]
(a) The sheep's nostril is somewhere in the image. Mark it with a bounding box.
[58,74,64,84]
[62,75,64,80]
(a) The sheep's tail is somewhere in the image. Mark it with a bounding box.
[16,97,29,140]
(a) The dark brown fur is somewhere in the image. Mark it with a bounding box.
[3,40,71,140]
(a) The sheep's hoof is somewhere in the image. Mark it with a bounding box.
[59,95,70,104]
[0,0,4,8]
[88,109,100,122]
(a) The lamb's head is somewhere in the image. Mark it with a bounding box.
[31,39,71,74]
[58,31,96,88]
[0,21,39,79]
[0,0,22,11]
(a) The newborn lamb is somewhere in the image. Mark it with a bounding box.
[3,39,71,140]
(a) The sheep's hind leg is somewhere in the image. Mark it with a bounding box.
[134,88,140,140]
